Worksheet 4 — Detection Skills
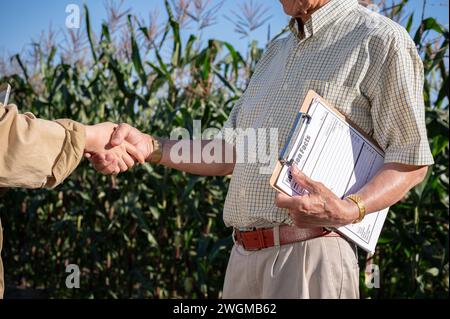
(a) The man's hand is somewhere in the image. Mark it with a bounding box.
[275,165,359,228]
[84,122,146,174]
[110,123,153,160]
[88,123,153,175]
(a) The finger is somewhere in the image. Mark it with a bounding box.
[91,153,106,161]
[94,160,116,175]
[121,152,136,169]
[96,160,115,174]
[91,153,116,173]
[90,153,109,166]
[110,123,132,146]
[117,157,128,172]
[275,192,297,210]
[113,166,121,175]
[104,152,118,164]
[124,142,145,164]
[291,165,320,194]
[102,154,122,174]
[102,160,119,175]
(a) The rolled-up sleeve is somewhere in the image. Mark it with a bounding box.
[0,103,86,188]
[370,42,434,166]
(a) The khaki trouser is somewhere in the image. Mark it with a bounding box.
[222,236,360,299]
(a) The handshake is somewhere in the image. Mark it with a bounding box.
[84,122,155,174]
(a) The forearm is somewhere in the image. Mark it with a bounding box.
[354,163,428,214]
[154,138,236,176]
[0,103,85,188]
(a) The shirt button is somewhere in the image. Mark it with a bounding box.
[239,189,246,197]
[282,83,288,91]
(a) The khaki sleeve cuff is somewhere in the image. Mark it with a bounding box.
[46,119,86,188]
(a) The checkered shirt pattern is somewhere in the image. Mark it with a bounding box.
[219,0,434,228]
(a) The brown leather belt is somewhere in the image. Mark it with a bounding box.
[233,225,340,251]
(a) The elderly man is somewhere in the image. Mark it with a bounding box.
[94,0,434,298]
[0,101,146,298]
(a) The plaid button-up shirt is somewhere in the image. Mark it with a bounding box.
[220,0,434,228]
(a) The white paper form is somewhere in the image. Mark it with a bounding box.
[275,98,388,253]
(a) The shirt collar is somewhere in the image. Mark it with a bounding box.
[289,0,359,40]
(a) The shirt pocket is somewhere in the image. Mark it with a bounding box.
[302,80,373,136]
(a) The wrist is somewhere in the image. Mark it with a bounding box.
[84,125,95,152]
[143,134,154,162]
[147,136,163,164]
[345,194,366,224]
[342,197,360,224]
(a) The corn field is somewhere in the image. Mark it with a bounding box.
[0,0,448,298]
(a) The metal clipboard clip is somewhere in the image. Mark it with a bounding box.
[278,111,312,167]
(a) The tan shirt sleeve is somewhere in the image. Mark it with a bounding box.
[0,103,86,189]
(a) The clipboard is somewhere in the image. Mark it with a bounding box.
[270,90,384,193]
[0,83,11,106]
[270,90,388,253]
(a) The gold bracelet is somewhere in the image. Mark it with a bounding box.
[149,136,163,164]
[346,194,366,224]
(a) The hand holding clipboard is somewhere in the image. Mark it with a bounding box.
[270,90,389,253]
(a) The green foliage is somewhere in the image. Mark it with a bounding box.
[0,1,448,298]
[1,2,244,298]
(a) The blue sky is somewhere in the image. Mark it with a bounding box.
[0,0,448,60]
